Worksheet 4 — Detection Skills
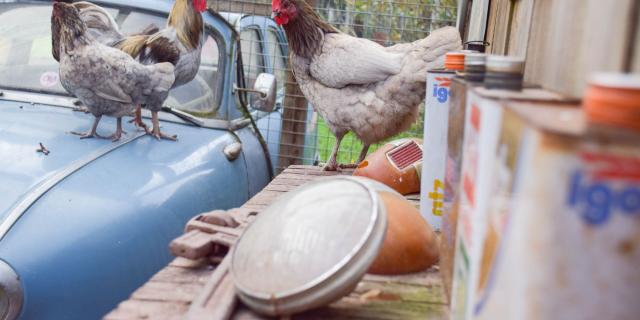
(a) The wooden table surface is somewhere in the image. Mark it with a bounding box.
[105,165,448,320]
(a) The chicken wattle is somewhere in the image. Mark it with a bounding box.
[272,0,462,171]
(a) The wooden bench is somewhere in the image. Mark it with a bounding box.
[105,165,448,320]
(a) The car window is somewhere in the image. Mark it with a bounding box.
[100,10,224,119]
[265,29,287,93]
[240,29,265,90]
[0,3,224,120]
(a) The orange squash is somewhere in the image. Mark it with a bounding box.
[368,191,439,275]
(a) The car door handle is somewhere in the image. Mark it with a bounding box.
[223,142,243,161]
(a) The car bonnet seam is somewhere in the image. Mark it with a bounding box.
[0,131,146,241]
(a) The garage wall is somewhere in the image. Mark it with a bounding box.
[481,0,640,98]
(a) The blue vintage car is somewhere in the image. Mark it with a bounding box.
[0,1,288,319]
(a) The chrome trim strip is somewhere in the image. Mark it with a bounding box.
[0,132,146,241]
[0,260,23,320]
[0,89,231,130]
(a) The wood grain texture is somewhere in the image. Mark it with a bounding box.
[467,0,491,42]
[631,0,640,72]
[105,165,445,320]
[508,0,535,57]
[524,0,636,97]
[485,0,512,55]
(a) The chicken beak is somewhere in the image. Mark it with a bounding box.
[271,11,279,20]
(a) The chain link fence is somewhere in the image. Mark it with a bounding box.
[209,0,457,172]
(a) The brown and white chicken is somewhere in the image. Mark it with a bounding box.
[271,0,461,170]
[114,0,207,140]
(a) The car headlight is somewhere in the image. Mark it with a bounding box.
[0,260,22,320]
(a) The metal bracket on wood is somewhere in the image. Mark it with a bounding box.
[169,209,255,320]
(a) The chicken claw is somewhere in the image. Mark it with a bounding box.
[149,111,177,141]
[102,117,126,142]
[321,132,346,171]
[335,145,370,169]
[129,106,150,133]
[71,116,102,139]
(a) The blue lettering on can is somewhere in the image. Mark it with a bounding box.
[568,172,640,225]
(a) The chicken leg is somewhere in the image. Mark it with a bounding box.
[104,117,126,142]
[129,106,150,133]
[323,132,346,171]
[338,144,370,169]
[71,115,102,139]
[150,111,178,141]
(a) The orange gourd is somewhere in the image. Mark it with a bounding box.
[368,192,439,275]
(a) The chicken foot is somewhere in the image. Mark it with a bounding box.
[103,117,127,142]
[337,144,370,169]
[128,106,150,133]
[150,111,178,141]
[71,115,102,139]
[323,132,345,171]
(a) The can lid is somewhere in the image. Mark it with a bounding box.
[584,72,640,131]
[486,55,525,73]
[589,72,640,90]
[464,53,487,66]
[231,177,388,316]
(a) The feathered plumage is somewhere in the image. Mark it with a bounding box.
[272,0,462,170]
[52,2,175,141]
[52,0,206,140]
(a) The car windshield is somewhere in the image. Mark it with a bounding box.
[0,3,224,119]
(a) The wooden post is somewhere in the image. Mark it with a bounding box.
[277,0,316,172]
[277,70,310,171]
[207,0,271,16]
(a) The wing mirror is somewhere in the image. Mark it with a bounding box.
[234,73,277,112]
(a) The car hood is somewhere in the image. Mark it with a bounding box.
[0,100,125,222]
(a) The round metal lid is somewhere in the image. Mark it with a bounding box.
[231,177,388,316]
[589,72,640,89]
[486,55,525,73]
[464,53,487,66]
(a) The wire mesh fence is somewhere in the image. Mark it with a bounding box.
[209,0,457,172]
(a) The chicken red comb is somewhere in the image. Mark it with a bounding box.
[272,0,281,11]
[194,0,207,13]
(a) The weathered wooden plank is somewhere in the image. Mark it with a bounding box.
[507,0,535,57]
[466,0,491,42]
[277,70,310,171]
[263,183,303,192]
[485,0,512,55]
[131,281,203,303]
[105,166,436,320]
[150,266,213,285]
[268,178,311,186]
[105,300,189,320]
[524,0,636,97]
[244,190,285,205]
[207,0,271,16]
[630,1,640,72]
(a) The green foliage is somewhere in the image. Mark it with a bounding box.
[311,0,454,163]
[316,0,457,44]
[316,103,425,163]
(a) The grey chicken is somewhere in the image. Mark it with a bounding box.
[271,0,461,170]
[52,1,160,63]
[52,1,176,141]
[52,0,206,140]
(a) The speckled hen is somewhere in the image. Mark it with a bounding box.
[53,2,175,141]
[272,0,461,170]
[52,0,206,141]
